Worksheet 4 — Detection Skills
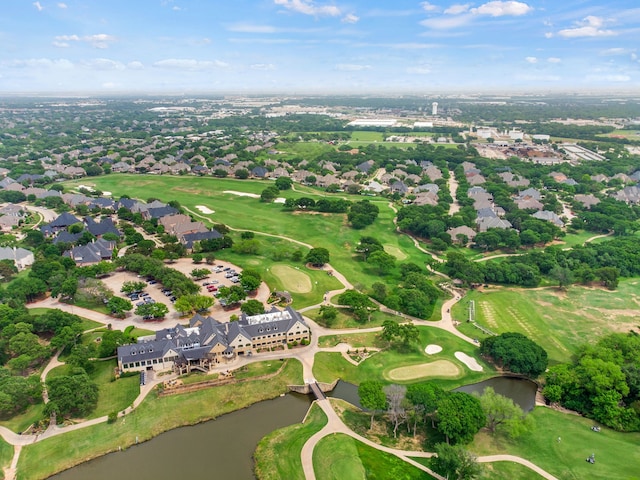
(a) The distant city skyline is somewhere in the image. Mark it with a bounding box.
[1,0,638,94]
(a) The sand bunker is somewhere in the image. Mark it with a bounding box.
[195,205,215,214]
[270,264,312,293]
[387,360,460,381]
[454,352,483,372]
[274,197,286,204]
[425,344,443,355]
[223,190,260,198]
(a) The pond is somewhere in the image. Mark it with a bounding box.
[454,376,538,411]
[50,393,311,480]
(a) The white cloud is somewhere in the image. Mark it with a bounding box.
[127,61,145,70]
[82,58,125,71]
[471,1,533,17]
[342,13,359,24]
[421,2,439,12]
[544,32,553,38]
[84,34,116,48]
[601,48,627,56]
[8,58,74,69]
[57,2,67,8]
[52,34,116,49]
[547,57,561,63]
[525,56,538,63]
[227,24,278,33]
[172,6,181,11]
[152,59,228,70]
[274,0,341,17]
[33,2,43,12]
[407,66,431,74]
[250,63,276,70]
[335,63,371,71]
[558,16,616,38]
[445,4,471,15]
[421,14,474,29]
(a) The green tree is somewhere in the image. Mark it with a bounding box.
[217,285,247,306]
[367,250,396,275]
[358,380,387,429]
[480,333,548,378]
[549,265,574,290]
[305,248,330,267]
[106,296,133,317]
[432,443,483,480]
[135,302,169,319]
[190,268,211,279]
[46,369,99,418]
[318,305,338,326]
[275,176,293,190]
[260,186,280,203]
[479,387,529,436]
[240,299,265,316]
[437,392,486,444]
[120,281,147,294]
[174,294,214,315]
[240,273,261,292]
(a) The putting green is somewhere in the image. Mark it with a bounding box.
[383,244,408,260]
[386,360,461,381]
[271,264,313,293]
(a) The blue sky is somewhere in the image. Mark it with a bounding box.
[1,0,638,94]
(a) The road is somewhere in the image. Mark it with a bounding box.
[447,170,461,215]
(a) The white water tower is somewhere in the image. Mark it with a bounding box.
[432,102,438,116]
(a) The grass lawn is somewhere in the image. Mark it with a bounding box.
[318,331,385,349]
[61,175,433,304]
[452,280,640,364]
[18,359,303,480]
[233,359,287,380]
[469,407,640,480]
[0,438,13,479]
[254,403,328,480]
[313,326,492,388]
[314,433,433,480]
[306,307,399,329]
[0,403,46,434]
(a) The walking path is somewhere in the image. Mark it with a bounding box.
[6,201,558,480]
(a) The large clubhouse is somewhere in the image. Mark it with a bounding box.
[117,306,310,374]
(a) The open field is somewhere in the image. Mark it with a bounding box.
[318,331,386,349]
[313,327,491,388]
[452,280,640,364]
[270,264,312,293]
[597,129,640,140]
[469,407,640,480]
[18,359,303,480]
[411,456,545,480]
[387,360,461,381]
[254,403,328,480]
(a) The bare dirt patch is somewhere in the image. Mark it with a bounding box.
[387,360,461,381]
[454,352,483,372]
[270,264,312,293]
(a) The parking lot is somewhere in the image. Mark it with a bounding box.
[100,258,270,323]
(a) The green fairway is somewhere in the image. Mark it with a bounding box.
[469,407,640,480]
[63,175,432,306]
[452,280,640,364]
[313,326,491,387]
[254,403,328,480]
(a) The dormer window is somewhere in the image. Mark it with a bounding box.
[149,347,153,353]
[131,350,136,355]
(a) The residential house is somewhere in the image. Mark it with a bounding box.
[41,212,81,235]
[446,226,477,245]
[84,217,121,238]
[532,210,564,227]
[64,238,116,265]
[574,194,600,209]
[0,247,35,271]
